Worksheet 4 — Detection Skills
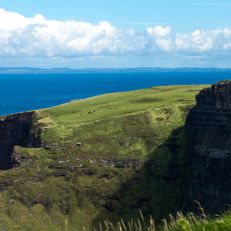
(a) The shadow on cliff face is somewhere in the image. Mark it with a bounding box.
[0,112,41,170]
[92,81,231,229]
[92,126,191,229]
[185,81,231,214]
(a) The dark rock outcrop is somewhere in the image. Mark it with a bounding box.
[0,112,40,170]
[186,80,231,213]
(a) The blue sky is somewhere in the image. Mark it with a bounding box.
[1,0,231,31]
[0,0,231,68]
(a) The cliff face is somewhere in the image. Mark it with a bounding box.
[0,112,40,170]
[1,84,229,229]
[186,81,231,213]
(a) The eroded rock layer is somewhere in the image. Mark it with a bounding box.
[186,81,231,213]
[0,112,40,170]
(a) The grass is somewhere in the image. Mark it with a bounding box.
[36,85,206,160]
[0,85,211,230]
[95,211,231,231]
[41,85,204,125]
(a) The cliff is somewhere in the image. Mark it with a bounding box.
[0,85,205,230]
[186,80,231,213]
[0,112,40,170]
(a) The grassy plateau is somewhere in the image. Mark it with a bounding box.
[1,84,229,231]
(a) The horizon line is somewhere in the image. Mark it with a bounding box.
[0,67,231,70]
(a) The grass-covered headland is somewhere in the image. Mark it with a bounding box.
[1,84,231,231]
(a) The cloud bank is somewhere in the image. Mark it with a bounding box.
[0,8,231,67]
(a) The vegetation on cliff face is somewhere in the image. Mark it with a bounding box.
[0,85,206,230]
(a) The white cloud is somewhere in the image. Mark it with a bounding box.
[147,26,171,38]
[0,8,231,65]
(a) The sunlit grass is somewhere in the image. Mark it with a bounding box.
[94,210,231,231]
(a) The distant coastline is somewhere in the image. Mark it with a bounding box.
[0,68,231,116]
[0,67,231,74]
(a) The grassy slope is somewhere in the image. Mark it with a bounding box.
[0,85,212,230]
[39,85,203,158]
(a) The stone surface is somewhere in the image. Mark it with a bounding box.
[0,112,40,169]
[186,80,231,213]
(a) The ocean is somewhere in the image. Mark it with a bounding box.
[0,69,231,116]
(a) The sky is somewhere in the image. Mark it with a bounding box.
[0,0,231,68]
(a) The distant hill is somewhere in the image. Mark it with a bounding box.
[0,67,230,74]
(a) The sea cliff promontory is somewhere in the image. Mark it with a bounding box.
[1,83,231,230]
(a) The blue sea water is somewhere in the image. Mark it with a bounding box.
[0,69,231,116]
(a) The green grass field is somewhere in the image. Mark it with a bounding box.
[36,85,205,159]
[3,84,230,231]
